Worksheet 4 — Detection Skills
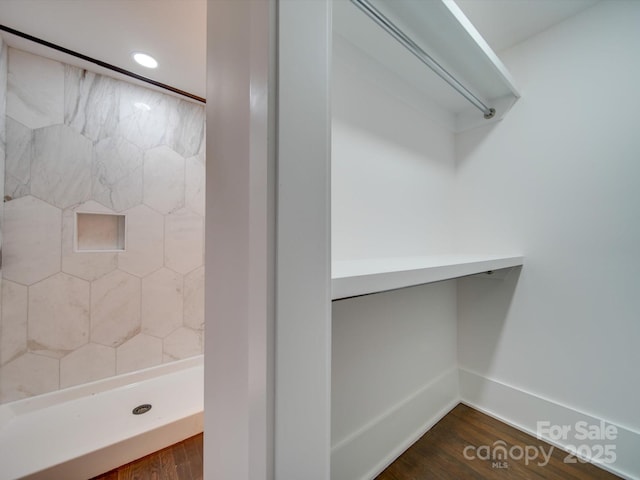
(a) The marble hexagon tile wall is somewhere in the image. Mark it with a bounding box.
[0,48,206,404]
[0,37,6,274]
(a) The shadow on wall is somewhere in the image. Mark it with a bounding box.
[332,39,453,167]
[457,266,522,379]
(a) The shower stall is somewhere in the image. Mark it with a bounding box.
[0,36,206,479]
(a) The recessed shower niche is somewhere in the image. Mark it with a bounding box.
[75,212,126,252]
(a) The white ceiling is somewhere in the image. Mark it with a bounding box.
[455,0,599,52]
[0,0,207,99]
[0,0,598,102]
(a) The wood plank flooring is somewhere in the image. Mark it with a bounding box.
[376,404,620,479]
[91,404,620,480]
[91,433,203,480]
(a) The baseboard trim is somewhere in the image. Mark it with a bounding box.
[331,367,459,480]
[459,368,640,480]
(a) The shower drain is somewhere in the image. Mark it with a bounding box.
[132,404,153,415]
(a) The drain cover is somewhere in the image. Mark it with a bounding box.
[132,404,152,415]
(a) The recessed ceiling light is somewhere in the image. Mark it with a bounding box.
[132,52,158,69]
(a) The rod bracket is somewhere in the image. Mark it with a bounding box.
[351,0,494,119]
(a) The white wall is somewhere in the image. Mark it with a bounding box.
[455,2,640,477]
[332,283,458,480]
[205,1,274,479]
[331,40,456,261]
[205,1,640,478]
[331,37,459,480]
[276,1,332,479]
[207,1,333,479]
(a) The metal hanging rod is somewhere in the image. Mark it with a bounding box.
[350,0,495,119]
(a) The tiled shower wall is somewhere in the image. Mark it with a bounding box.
[0,48,205,404]
[0,38,6,280]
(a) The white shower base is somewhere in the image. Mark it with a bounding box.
[0,355,203,480]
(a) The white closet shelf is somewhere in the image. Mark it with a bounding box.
[333,0,520,132]
[332,254,524,300]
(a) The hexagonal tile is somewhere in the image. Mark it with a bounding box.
[60,343,115,389]
[5,117,33,201]
[115,84,203,159]
[163,327,202,361]
[0,42,6,144]
[197,129,205,157]
[28,273,90,357]
[7,49,64,129]
[167,99,205,158]
[0,353,59,403]
[118,204,164,277]
[30,124,92,209]
[0,148,5,199]
[5,174,30,201]
[91,270,141,347]
[117,84,178,151]
[116,333,162,375]
[164,209,204,274]
[183,266,204,331]
[64,65,120,142]
[185,152,205,216]
[1,280,28,365]
[3,195,61,285]
[143,145,185,214]
[141,268,183,338]
[62,201,118,281]
[92,136,143,212]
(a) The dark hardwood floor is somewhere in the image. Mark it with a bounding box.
[91,404,619,480]
[376,404,620,480]
[91,433,203,480]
